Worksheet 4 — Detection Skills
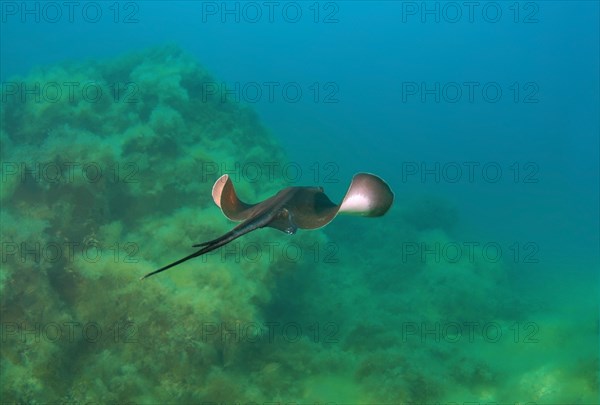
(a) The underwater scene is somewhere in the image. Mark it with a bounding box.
[1,1,598,404]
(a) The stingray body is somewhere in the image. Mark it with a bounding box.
[141,172,394,280]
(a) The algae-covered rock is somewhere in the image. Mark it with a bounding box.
[0,46,321,402]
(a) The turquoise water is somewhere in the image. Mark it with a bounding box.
[1,2,598,403]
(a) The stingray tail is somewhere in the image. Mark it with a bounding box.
[140,217,262,280]
[140,249,208,280]
[140,232,239,280]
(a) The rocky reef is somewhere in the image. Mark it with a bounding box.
[0,45,320,402]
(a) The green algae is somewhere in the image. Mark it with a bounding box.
[0,46,311,402]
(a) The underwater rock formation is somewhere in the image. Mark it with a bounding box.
[0,46,323,402]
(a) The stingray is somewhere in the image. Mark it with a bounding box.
[141,172,394,280]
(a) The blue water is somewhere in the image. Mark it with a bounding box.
[1,1,598,403]
[3,2,598,263]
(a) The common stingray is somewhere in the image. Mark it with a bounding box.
[141,172,394,280]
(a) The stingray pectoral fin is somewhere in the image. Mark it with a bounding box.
[290,173,394,230]
[338,173,394,217]
[212,174,256,221]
